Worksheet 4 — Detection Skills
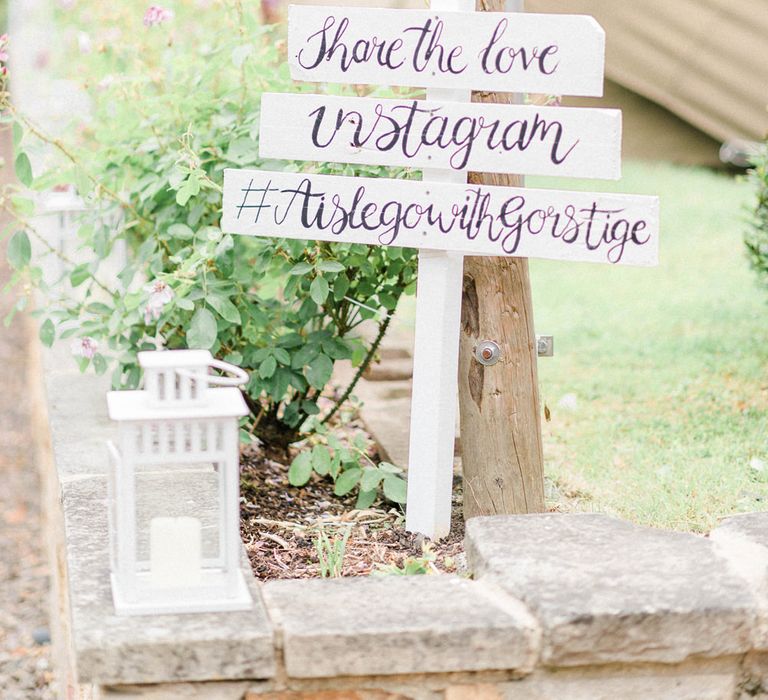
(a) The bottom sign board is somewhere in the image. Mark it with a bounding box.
[222,169,659,267]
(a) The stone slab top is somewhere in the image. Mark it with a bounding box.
[466,513,758,667]
[262,575,539,679]
[712,512,768,551]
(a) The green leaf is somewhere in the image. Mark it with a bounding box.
[259,355,277,379]
[176,183,195,206]
[6,231,31,270]
[312,444,331,476]
[329,453,342,479]
[12,122,23,148]
[288,451,313,486]
[124,292,143,311]
[226,137,259,164]
[187,307,217,349]
[383,475,407,504]
[333,274,350,301]
[69,264,91,288]
[360,467,384,493]
[309,275,329,305]
[10,195,34,216]
[379,461,402,474]
[334,467,361,496]
[92,353,108,375]
[305,353,333,390]
[224,351,243,365]
[206,294,242,324]
[289,262,312,275]
[39,318,55,347]
[291,343,319,369]
[168,223,195,240]
[273,347,291,365]
[355,488,377,510]
[14,152,33,187]
[317,260,345,273]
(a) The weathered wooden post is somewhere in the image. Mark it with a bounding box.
[458,0,545,518]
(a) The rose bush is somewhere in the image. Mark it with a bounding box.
[3,1,416,502]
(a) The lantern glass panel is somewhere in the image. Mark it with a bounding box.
[134,460,222,572]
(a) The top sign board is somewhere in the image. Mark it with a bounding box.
[288,5,606,96]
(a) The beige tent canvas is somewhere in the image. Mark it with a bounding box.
[527,0,768,155]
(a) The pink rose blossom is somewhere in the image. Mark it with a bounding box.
[143,279,174,324]
[143,5,174,27]
[97,74,116,91]
[71,336,99,359]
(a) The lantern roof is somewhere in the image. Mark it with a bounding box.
[138,349,213,368]
[107,388,248,421]
[40,187,86,213]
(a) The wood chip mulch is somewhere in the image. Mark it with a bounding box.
[239,446,466,580]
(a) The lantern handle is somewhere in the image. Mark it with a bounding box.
[175,359,249,387]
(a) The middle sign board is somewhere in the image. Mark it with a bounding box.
[259,93,622,180]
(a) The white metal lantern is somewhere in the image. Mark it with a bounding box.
[35,187,86,282]
[106,349,252,615]
[35,186,128,291]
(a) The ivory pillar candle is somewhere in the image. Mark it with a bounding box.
[149,516,202,588]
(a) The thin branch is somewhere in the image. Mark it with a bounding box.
[321,311,393,425]
[1,203,116,297]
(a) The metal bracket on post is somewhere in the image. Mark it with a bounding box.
[536,335,554,357]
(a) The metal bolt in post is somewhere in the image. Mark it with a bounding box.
[474,340,501,366]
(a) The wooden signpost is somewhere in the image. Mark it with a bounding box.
[222,1,660,539]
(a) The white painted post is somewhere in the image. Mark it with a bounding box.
[404,0,474,540]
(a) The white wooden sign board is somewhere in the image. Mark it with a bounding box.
[287,5,606,96]
[220,0,660,540]
[222,169,659,267]
[259,92,622,180]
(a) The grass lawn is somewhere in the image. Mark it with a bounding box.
[528,161,768,532]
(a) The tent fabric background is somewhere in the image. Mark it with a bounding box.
[526,0,768,143]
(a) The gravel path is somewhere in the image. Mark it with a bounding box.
[0,129,55,698]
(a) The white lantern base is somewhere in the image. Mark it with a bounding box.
[111,569,252,616]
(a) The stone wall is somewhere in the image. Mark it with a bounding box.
[32,336,768,700]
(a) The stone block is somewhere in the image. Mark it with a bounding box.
[364,358,413,382]
[711,513,768,648]
[44,365,115,478]
[262,576,539,679]
[248,691,410,700]
[487,656,740,699]
[466,514,756,666]
[99,681,252,699]
[712,513,768,551]
[62,477,275,685]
